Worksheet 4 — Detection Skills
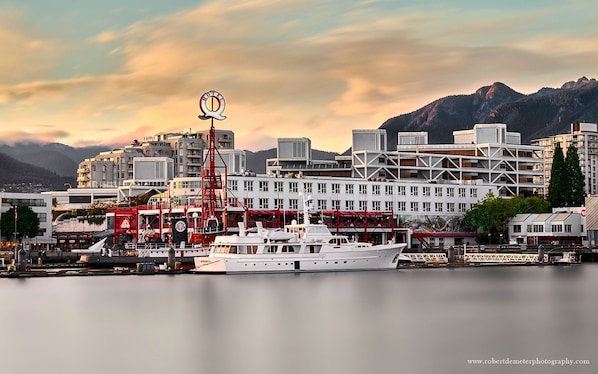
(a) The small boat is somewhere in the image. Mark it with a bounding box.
[552,251,581,265]
[77,240,209,269]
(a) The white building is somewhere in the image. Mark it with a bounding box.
[508,208,586,246]
[352,124,544,196]
[0,192,54,248]
[532,122,598,196]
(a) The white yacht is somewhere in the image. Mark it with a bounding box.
[192,199,406,274]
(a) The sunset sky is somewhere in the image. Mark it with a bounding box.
[1,0,597,153]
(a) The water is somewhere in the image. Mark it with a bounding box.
[1,265,597,374]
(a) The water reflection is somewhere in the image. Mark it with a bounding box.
[0,265,596,374]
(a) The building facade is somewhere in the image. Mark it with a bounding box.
[352,124,544,196]
[532,122,598,196]
[77,129,242,189]
[0,192,54,248]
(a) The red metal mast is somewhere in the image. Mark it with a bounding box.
[199,91,228,235]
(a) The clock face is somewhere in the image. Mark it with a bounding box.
[175,220,187,233]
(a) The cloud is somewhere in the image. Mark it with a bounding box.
[1,1,598,152]
[0,129,70,144]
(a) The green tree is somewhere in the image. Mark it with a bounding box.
[0,206,40,241]
[547,143,568,208]
[565,144,585,206]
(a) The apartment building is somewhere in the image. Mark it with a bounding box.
[532,122,598,196]
[77,129,241,188]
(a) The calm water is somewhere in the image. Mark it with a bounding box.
[1,265,597,374]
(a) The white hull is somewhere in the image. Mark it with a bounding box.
[192,245,404,274]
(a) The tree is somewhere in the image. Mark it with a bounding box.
[565,144,585,206]
[0,206,40,241]
[547,143,568,208]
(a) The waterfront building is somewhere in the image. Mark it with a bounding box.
[353,124,545,196]
[532,122,598,196]
[508,207,586,247]
[0,192,54,249]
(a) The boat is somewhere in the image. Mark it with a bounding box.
[192,198,406,274]
[552,251,581,265]
[77,240,209,269]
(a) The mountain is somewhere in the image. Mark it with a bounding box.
[0,143,109,177]
[0,152,76,192]
[380,77,598,148]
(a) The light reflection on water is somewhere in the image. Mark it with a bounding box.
[1,265,597,374]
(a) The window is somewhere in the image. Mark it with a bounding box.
[304,183,313,193]
[447,203,455,212]
[423,187,430,196]
[423,202,431,212]
[410,202,418,212]
[332,183,340,194]
[244,180,253,191]
[274,181,283,192]
[274,198,283,209]
[345,201,354,210]
[359,200,367,211]
[289,182,298,193]
[245,198,254,209]
[346,185,354,194]
[229,180,238,191]
[447,188,454,197]
[470,189,477,198]
[565,224,572,233]
[318,183,327,194]
[397,186,406,196]
[317,200,327,210]
[435,187,442,197]
[359,184,367,194]
[410,186,418,196]
[435,202,443,212]
[385,201,393,211]
[458,203,466,212]
[398,201,406,211]
[551,224,563,232]
[372,185,380,195]
[458,188,466,197]
[372,201,381,211]
[289,199,298,210]
[259,181,269,192]
[513,225,521,233]
[385,185,393,195]
[332,200,340,210]
[259,198,269,209]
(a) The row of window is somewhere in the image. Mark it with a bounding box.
[230,180,478,198]
[512,224,575,233]
[237,197,471,213]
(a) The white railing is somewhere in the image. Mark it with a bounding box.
[463,253,547,263]
[402,253,448,263]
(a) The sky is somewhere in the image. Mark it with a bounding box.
[1,0,598,153]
